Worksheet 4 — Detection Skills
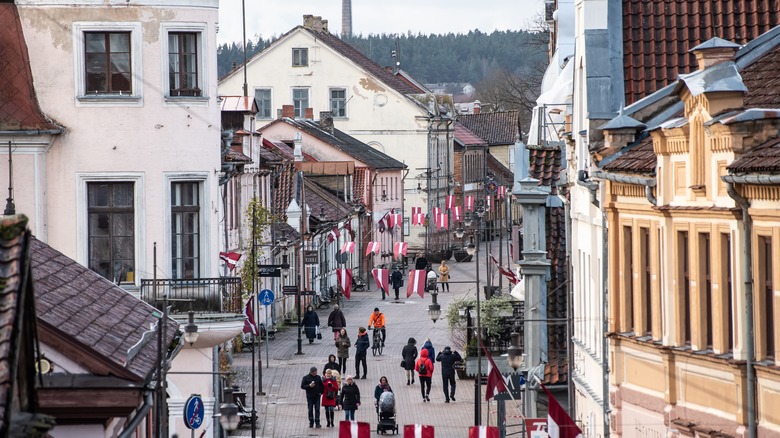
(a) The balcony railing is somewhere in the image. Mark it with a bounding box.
[140,277,243,315]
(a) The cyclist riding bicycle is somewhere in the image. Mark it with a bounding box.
[368,307,386,345]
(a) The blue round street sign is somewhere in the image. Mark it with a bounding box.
[258,289,275,306]
[183,394,204,430]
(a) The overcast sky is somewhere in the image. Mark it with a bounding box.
[217,0,545,45]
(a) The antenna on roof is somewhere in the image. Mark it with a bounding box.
[391,36,401,72]
[4,142,15,216]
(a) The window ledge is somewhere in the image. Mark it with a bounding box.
[165,96,210,105]
[77,95,142,105]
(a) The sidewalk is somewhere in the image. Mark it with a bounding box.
[227,251,524,437]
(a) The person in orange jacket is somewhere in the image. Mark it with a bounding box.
[367,307,386,344]
[414,348,434,402]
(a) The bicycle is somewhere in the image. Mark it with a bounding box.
[370,327,385,356]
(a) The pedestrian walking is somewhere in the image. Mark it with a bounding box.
[354,326,370,379]
[438,260,450,292]
[301,305,320,344]
[401,337,418,385]
[300,366,324,428]
[390,266,404,300]
[327,304,347,340]
[322,369,340,427]
[422,338,435,360]
[323,354,339,374]
[435,346,463,402]
[373,376,393,413]
[336,328,351,374]
[339,375,361,421]
[415,349,434,402]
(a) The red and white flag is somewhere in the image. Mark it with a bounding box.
[497,185,507,199]
[413,213,426,226]
[403,424,434,438]
[344,222,355,240]
[489,254,519,285]
[486,195,493,212]
[327,227,340,243]
[446,195,455,211]
[366,241,381,256]
[479,337,509,401]
[406,270,427,298]
[465,196,474,211]
[242,294,258,336]
[411,206,421,218]
[372,268,389,293]
[338,421,370,438]
[468,426,499,438]
[452,206,462,223]
[393,241,408,259]
[432,207,441,217]
[436,213,449,230]
[391,213,402,230]
[219,251,241,271]
[542,383,583,438]
[337,268,353,300]
[387,214,397,229]
[341,241,356,254]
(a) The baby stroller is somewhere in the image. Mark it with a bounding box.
[376,391,398,434]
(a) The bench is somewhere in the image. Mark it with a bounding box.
[235,397,254,428]
[259,323,276,341]
[352,276,368,291]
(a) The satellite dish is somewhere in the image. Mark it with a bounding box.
[336,251,349,264]
[36,357,52,375]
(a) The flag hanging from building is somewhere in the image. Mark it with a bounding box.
[436,213,449,230]
[486,195,493,212]
[344,222,355,240]
[446,195,455,211]
[337,268,353,300]
[413,213,426,226]
[372,268,389,293]
[338,421,370,438]
[406,270,426,298]
[386,214,397,230]
[497,185,507,199]
[431,207,441,218]
[489,253,519,285]
[366,241,381,256]
[478,335,509,401]
[219,251,241,271]
[328,227,340,243]
[468,426,499,438]
[411,206,421,217]
[542,383,583,438]
[403,424,434,438]
[393,241,408,259]
[453,206,462,223]
[341,241,356,254]
[465,196,474,211]
[242,294,258,336]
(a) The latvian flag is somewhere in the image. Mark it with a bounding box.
[219,251,241,271]
[432,207,441,218]
[411,207,422,223]
[542,383,583,438]
[341,241,356,254]
[452,206,462,223]
[436,213,448,230]
[403,424,434,438]
[391,213,402,230]
[468,426,499,438]
[337,268,353,300]
[338,421,370,438]
[465,196,474,211]
[406,270,426,298]
[372,268,389,293]
[242,294,258,336]
[479,336,509,401]
[393,241,408,259]
[327,227,340,243]
[413,213,426,226]
[386,214,397,230]
[497,185,507,199]
[446,195,455,211]
[489,253,519,285]
[366,241,381,256]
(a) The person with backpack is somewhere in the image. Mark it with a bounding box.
[321,369,340,427]
[415,348,434,402]
[436,346,463,403]
[401,337,418,385]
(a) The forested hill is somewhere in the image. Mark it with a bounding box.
[217,30,546,84]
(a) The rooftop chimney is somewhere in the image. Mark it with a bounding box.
[303,15,329,32]
[281,105,294,119]
[690,37,741,70]
[341,0,352,37]
[473,100,481,114]
[304,108,314,120]
[319,111,334,134]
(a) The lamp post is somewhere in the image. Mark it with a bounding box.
[219,387,241,432]
[353,202,363,284]
[466,202,485,426]
[428,281,441,323]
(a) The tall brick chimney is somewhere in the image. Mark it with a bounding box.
[319,111,334,134]
[281,105,294,118]
[304,108,314,120]
[473,100,481,114]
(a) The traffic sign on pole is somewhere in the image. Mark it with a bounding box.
[258,289,275,306]
[183,394,204,430]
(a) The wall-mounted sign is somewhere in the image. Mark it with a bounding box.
[304,250,318,265]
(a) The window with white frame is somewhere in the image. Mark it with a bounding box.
[330,88,347,117]
[292,88,309,118]
[87,182,135,284]
[171,181,201,279]
[292,48,308,66]
[74,22,142,102]
[162,23,207,100]
[255,88,272,118]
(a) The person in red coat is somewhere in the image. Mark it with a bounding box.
[321,369,340,427]
[414,348,434,402]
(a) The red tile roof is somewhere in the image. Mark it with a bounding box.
[622,0,780,106]
[602,136,656,173]
[457,111,520,146]
[454,123,487,146]
[728,136,780,172]
[741,41,780,108]
[0,4,61,132]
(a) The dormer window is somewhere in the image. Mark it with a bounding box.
[292,48,308,67]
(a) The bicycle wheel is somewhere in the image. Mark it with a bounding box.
[377,340,383,355]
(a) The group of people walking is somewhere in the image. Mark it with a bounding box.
[402,337,462,403]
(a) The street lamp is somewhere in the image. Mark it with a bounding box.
[183,311,199,346]
[276,236,304,356]
[507,332,523,370]
[428,283,441,323]
[218,387,240,431]
[466,201,485,426]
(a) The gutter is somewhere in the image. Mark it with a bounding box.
[591,170,657,206]
[0,129,63,136]
[576,170,600,207]
[117,391,154,438]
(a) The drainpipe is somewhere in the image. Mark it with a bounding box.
[722,175,764,438]
[591,170,656,206]
[117,391,154,438]
[558,192,575,418]
[589,172,610,438]
[576,170,600,207]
